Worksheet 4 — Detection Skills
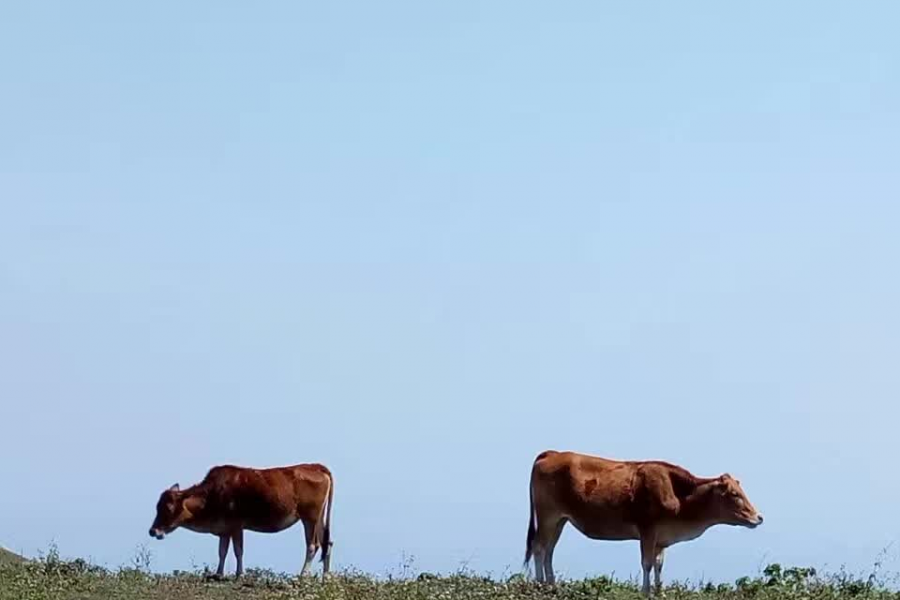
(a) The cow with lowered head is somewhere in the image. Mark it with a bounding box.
[149,463,334,580]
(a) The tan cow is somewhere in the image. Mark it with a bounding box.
[524,450,762,595]
[149,463,334,580]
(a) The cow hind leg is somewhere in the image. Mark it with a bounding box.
[530,513,566,585]
[541,518,567,585]
[532,545,545,583]
[299,519,319,577]
[322,540,333,578]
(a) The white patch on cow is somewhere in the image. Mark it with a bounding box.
[279,514,300,530]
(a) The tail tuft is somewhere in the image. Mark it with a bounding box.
[320,473,334,573]
[524,476,536,567]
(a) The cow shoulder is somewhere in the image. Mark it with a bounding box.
[634,462,685,518]
[202,465,241,483]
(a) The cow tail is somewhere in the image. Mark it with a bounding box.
[320,471,334,567]
[524,470,537,567]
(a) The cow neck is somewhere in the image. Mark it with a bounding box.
[677,478,721,525]
[179,484,210,522]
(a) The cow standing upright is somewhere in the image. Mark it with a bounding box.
[149,463,334,580]
[524,450,763,596]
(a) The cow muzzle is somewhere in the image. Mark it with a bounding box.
[746,513,764,528]
[149,528,166,540]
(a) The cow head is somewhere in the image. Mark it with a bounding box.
[148,484,186,540]
[710,474,763,528]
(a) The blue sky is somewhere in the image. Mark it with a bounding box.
[1,0,899,584]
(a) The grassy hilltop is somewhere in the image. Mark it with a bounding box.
[0,548,25,566]
[0,549,896,600]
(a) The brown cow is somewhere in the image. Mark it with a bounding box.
[524,450,762,595]
[149,463,334,580]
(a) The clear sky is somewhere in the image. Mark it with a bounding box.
[1,0,899,584]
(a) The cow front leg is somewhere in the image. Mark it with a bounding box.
[654,547,665,595]
[639,531,658,597]
[216,535,230,578]
[232,529,244,578]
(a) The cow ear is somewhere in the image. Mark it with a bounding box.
[170,483,180,492]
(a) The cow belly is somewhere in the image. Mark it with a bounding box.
[244,513,301,533]
[568,514,640,541]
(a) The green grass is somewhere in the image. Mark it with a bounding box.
[1,550,897,600]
